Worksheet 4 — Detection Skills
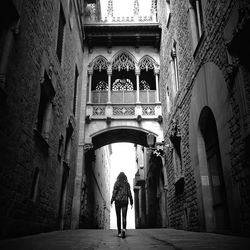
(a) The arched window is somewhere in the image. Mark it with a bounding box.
[170,40,179,96]
[138,55,156,90]
[188,0,204,50]
[90,56,108,91]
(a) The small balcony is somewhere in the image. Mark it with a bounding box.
[86,90,162,121]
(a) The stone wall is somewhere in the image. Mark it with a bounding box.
[158,0,250,235]
[0,0,84,238]
[80,146,111,229]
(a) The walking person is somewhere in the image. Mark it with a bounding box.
[111,172,133,238]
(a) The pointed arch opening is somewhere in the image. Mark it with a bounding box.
[110,51,137,103]
[89,56,109,103]
[138,55,158,103]
[198,106,230,233]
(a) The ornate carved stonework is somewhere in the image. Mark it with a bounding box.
[83,143,94,152]
[139,55,155,71]
[169,118,181,138]
[133,0,139,16]
[140,80,150,90]
[112,79,134,91]
[96,81,108,91]
[92,56,108,71]
[93,106,105,116]
[107,0,113,17]
[142,106,155,115]
[112,52,135,71]
[113,106,135,116]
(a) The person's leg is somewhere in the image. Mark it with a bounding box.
[115,203,121,235]
[121,204,128,230]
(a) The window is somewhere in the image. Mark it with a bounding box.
[189,0,204,50]
[173,144,182,182]
[73,66,79,116]
[56,4,66,63]
[0,1,19,91]
[166,0,171,27]
[166,86,170,112]
[170,40,179,97]
[36,71,55,141]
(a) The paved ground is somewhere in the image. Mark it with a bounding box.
[0,229,250,250]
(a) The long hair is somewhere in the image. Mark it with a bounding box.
[116,172,128,184]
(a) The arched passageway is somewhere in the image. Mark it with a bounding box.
[91,127,154,150]
[198,107,230,233]
[80,128,160,229]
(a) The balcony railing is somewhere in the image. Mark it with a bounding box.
[87,90,162,120]
[91,90,156,104]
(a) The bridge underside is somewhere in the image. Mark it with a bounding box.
[92,128,150,149]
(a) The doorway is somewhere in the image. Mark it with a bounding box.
[199,106,230,232]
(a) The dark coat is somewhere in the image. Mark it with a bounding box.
[111,180,133,205]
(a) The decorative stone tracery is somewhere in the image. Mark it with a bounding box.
[112,79,134,91]
[140,80,150,90]
[96,81,108,91]
[112,52,135,71]
[139,56,155,71]
[88,52,160,104]
[91,56,108,71]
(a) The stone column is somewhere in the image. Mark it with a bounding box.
[154,67,160,103]
[107,66,112,104]
[135,66,140,103]
[87,69,93,104]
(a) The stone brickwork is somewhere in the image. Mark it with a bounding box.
[158,0,250,235]
[80,146,111,229]
[0,0,84,238]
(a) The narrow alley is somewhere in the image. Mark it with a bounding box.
[1,0,250,248]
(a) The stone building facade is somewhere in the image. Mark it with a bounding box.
[80,145,111,229]
[157,0,250,236]
[0,0,85,238]
[134,143,168,229]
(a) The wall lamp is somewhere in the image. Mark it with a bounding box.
[147,133,169,157]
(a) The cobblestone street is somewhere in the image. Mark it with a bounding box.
[1,229,250,250]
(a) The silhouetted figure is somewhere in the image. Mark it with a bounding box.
[111,172,133,238]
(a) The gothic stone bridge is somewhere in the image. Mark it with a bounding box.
[83,51,163,149]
